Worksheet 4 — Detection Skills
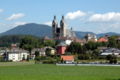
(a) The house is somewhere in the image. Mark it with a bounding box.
[6,48,29,62]
[0,50,6,56]
[57,42,67,55]
[45,47,56,56]
[98,37,108,42]
[31,48,46,59]
[73,38,86,45]
[32,47,56,57]
[100,48,120,56]
[48,47,56,55]
[85,33,97,42]
[61,55,74,64]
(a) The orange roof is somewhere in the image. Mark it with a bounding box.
[98,37,108,42]
[61,55,74,61]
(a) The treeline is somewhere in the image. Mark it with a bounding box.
[0,35,55,48]
[0,35,24,47]
[19,35,55,53]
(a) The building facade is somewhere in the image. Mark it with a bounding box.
[52,16,75,39]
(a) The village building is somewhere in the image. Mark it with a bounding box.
[85,33,97,42]
[6,48,29,62]
[73,38,86,45]
[32,47,56,57]
[61,55,74,64]
[31,48,46,58]
[98,37,108,42]
[57,42,67,55]
[100,48,120,57]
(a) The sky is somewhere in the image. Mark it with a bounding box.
[0,0,120,33]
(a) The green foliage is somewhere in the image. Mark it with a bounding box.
[45,48,51,56]
[44,40,55,47]
[26,55,30,61]
[84,41,98,50]
[78,53,91,60]
[0,35,24,47]
[106,54,117,64]
[91,49,100,59]
[22,55,25,60]
[34,51,40,60]
[0,56,4,62]
[108,36,117,48]
[19,36,42,52]
[67,42,83,54]
[35,56,57,64]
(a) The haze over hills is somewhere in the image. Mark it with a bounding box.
[0,23,120,38]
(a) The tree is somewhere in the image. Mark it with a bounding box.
[84,41,98,50]
[67,42,83,54]
[106,54,117,64]
[45,48,51,56]
[22,55,25,60]
[108,36,117,48]
[44,40,55,48]
[78,53,91,60]
[35,51,40,60]
[19,36,41,58]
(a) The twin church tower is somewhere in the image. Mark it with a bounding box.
[52,16,67,38]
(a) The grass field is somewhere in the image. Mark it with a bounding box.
[0,62,120,80]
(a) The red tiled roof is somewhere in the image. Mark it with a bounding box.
[61,55,74,61]
[98,37,108,42]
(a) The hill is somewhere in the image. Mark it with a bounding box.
[0,23,52,38]
[0,23,120,38]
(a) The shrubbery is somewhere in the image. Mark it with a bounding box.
[106,55,117,64]
[35,56,57,64]
[78,54,90,60]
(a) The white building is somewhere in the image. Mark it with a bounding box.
[85,33,97,42]
[7,48,29,61]
[100,48,120,56]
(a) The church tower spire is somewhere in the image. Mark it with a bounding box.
[52,16,58,38]
[60,16,66,37]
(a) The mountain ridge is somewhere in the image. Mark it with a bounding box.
[0,23,120,38]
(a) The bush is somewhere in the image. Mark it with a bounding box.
[109,59,117,64]
[35,56,57,64]
[78,54,90,60]
[42,58,57,64]
[0,56,4,62]
[106,55,117,64]
[42,60,56,64]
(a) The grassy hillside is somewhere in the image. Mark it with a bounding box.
[0,63,120,80]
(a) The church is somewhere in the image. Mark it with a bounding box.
[52,16,76,39]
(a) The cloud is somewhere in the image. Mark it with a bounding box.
[65,10,86,20]
[0,9,3,13]
[6,13,25,21]
[13,22,27,27]
[43,21,52,26]
[89,12,120,22]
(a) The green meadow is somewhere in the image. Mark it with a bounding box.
[0,62,120,80]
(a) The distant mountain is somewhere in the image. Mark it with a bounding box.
[0,23,120,38]
[97,32,120,38]
[75,31,95,38]
[0,23,52,38]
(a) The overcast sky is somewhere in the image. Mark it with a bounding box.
[0,0,120,33]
